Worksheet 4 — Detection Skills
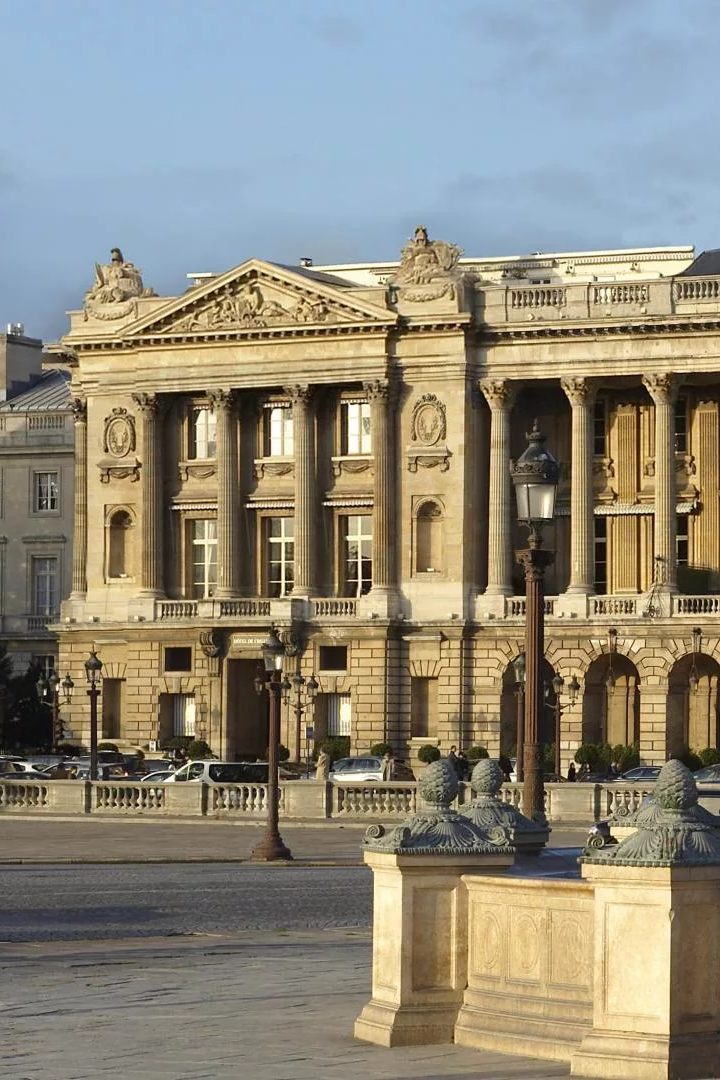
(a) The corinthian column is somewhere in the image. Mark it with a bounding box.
[561,377,595,595]
[70,397,87,597]
[132,392,165,597]
[643,373,678,592]
[364,379,395,592]
[286,385,315,595]
[479,380,515,596]
[210,390,239,598]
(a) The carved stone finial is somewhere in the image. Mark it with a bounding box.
[582,759,720,867]
[460,759,549,853]
[83,249,155,321]
[362,759,514,856]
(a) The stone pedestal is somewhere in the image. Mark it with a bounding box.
[571,862,720,1080]
[354,848,513,1047]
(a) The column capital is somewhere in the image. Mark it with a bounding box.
[363,379,388,403]
[132,391,162,416]
[561,376,595,407]
[70,396,87,421]
[643,373,678,406]
[208,388,237,413]
[479,379,516,410]
[284,384,313,408]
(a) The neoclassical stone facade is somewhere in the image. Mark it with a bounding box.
[48,235,720,765]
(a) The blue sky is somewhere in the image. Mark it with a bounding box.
[2,0,719,340]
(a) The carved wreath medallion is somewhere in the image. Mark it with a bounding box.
[103,408,136,459]
[411,394,446,446]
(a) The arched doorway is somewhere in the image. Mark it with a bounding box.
[667,653,720,757]
[500,655,557,756]
[582,653,640,747]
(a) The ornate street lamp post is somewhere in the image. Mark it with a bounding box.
[84,650,103,781]
[251,628,293,862]
[512,651,526,783]
[280,669,319,776]
[37,669,75,749]
[511,421,560,823]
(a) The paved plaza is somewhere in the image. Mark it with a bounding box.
[2,930,570,1080]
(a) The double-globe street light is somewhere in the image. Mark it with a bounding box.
[511,420,560,823]
[280,668,319,775]
[37,669,75,749]
[85,649,103,781]
[252,628,293,862]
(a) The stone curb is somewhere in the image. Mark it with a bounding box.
[0,856,364,866]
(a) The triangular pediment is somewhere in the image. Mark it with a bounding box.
[124,259,395,338]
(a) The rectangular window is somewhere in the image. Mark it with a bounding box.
[32,654,54,677]
[594,517,607,595]
[191,519,217,598]
[343,515,372,596]
[164,647,192,673]
[327,693,351,736]
[593,400,606,457]
[265,405,293,457]
[32,556,58,615]
[411,677,438,739]
[676,514,689,567]
[674,398,688,453]
[319,645,347,672]
[34,472,59,512]
[342,401,372,455]
[190,407,217,460]
[267,516,294,597]
[172,693,196,738]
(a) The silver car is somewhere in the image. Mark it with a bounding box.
[329,756,384,783]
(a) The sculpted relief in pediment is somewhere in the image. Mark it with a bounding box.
[167,278,344,333]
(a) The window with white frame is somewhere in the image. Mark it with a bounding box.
[267,516,294,597]
[190,407,217,459]
[343,515,372,596]
[190,519,217,598]
[172,693,196,737]
[327,693,351,736]
[265,405,293,457]
[32,556,59,615]
[342,401,371,455]
[34,472,59,512]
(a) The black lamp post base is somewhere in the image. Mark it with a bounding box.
[250,832,294,862]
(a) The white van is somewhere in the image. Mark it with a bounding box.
[167,760,271,784]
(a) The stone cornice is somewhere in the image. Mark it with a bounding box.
[478,314,720,343]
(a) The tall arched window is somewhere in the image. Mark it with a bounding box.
[108,509,134,579]
[415,501,443,574]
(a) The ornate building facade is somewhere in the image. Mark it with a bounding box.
[48,234,720,766]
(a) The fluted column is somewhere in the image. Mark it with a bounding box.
[70,397,87,597]
[643,374,678,592]
[479,380,515,596]
[286,385,315,595]
[132,392,165,597]
[210,390,239,598]
[365,379,395,592]
[561,377,595,595]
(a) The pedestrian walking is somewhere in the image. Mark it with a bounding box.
[447,745,462,778]
[315,749,331,782]
[381,750,395,781]
[567,762,576,782]
[456,750,469,781]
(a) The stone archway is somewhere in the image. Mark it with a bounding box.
[500,655,557,755]
[582,653,640,746]
[667,653,720,757]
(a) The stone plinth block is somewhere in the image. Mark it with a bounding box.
[354,849,514,1047]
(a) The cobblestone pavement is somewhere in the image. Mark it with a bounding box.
[0,816,588,865]
[1,931,571,1080]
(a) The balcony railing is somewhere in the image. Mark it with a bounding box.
[673,595,720,615]
[505,597,556,617]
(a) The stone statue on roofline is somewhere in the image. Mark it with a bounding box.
[84,248,156,321]
[392,225,463,302]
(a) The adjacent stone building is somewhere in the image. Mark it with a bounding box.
[47,235,720,766]
[0,328,72,674]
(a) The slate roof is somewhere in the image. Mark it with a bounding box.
[0,369,71,412]
[676,248,720,276]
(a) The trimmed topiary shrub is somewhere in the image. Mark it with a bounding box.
[319,736,350,762]
[277,743,290,762]
[611,743,640,773]
[56,741,86,756]
[698,747,720,766]
[467,745,489,761]
[418,744,441,764]
[165,735,193,751]
[370,742,392,757]
[98,742,119,752]
[186,739,213,759]
[676,748,702,772]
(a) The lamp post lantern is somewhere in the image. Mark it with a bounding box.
[251,628,293,862]
[511,420,560,824]
[37,668,75,749]
[84,650,103,781]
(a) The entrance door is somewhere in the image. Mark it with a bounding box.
[226,659,268,759]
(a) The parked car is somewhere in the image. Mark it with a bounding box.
[0,758,48,780]
[140,770,175,783]
[614,766,662,783]
[167,760,295,784]
[693,763,720,786]
[329,756,384,783]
